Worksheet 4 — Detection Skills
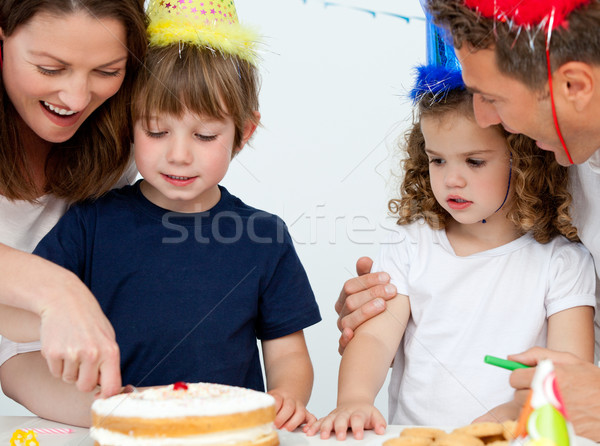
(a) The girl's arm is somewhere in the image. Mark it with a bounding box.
[306,293,410,440]
[262,330,315,431]
[0,243,122,397]
[546,306,595,362]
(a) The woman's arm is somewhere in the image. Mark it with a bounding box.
[546,305,595,362]
[0,243,121,397]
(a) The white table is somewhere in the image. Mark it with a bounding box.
[0,417,596,445]
[0,417,420,446]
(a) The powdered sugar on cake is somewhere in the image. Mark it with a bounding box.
[92,382,275,418]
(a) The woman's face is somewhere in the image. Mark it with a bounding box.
[1,10,128,143]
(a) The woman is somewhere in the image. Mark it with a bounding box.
[0,0,146,402]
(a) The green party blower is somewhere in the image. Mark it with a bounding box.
[484,355,530,371]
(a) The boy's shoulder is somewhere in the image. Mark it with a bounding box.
[221,187,286,226]
[66,181,141,215]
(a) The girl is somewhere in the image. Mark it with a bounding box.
[0,0,146,399]
[307,65,596,438]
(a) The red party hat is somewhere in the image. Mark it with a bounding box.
[464,0,592,28]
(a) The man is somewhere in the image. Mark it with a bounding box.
[337,0,600,440]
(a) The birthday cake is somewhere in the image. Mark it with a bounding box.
[90,382,279,446]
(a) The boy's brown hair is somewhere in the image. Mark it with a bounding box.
[132,45,260,152]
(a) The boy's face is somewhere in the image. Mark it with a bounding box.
[456,46,597,166]
[134,110,240,213]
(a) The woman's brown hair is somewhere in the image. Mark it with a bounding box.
[389,87,578,243]
[0,0,147,202]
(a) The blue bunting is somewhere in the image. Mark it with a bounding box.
[299,0,426,23]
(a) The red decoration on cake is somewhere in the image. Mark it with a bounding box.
[173,381,188,390]
[464,0,592,29]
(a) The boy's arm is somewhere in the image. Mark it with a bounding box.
[262,330,314,431]
[0,351,96,427]
[307,294,410,440]
[547,306,595,362]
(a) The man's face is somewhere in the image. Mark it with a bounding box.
[456,45,596,165]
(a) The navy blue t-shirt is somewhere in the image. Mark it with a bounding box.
[34,182,321,390]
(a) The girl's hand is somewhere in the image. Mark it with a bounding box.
[304,403,386,440]
[268,389,316,431]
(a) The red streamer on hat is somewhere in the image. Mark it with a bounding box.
[545,9,574,164]
[464,0,591,28]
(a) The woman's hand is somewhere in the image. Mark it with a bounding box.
[39,274,121,398]
[335,257,396,354]
[0,246,122,398]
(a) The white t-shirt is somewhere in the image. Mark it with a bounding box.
[374,220,596,427]
[569,149,600,358]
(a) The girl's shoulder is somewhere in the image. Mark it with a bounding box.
[380,219,438,244]
[545,235,593,262]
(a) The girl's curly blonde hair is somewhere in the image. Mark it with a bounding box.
[389,88,578,244]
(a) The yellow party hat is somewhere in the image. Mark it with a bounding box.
[146,0,259,65]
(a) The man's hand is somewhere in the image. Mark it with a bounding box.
[509,347,600,442]
[336,257,396,354]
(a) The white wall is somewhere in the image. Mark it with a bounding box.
[0,0,427,420]
[229,0,426,419]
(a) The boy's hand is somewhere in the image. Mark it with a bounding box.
[304,403,386,440]
[268,389,316,431]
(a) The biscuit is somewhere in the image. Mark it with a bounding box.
[501,420,517,441]
[433,433,485,446]
[401,427,447,440]
[384,436,433,446]
[453,422,504,438]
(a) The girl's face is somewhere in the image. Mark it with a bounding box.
[1,11,128,144]
[422,112,512,225]
[134,110,255,213]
